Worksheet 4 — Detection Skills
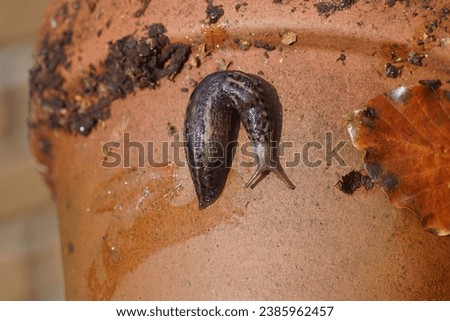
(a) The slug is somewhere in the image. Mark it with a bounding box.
[184,70,295,208]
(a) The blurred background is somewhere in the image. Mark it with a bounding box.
[0,0,65,300]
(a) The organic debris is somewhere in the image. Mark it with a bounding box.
[315,0,358,16]
[254,40,276,51]
[206,0,224,24]
[385,63,402,78]
[29,24,191,135]
[348,83,450,236]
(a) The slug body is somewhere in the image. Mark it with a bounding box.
[184,71,295,208]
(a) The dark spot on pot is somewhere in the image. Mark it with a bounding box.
[88,1,96,13]
[385,0,397,7]
[385,63,402,78]
[168,123,177,135]
[254,40,276,51]
[360,106,379,129]
[381,172,398,193]
[72,2,80,11]
[364,162,383,181]
[206,0,224,24]
[55,3,69,22]
[336,53,346,65]
[67,242,75,254]
[337,170,374,195]
[186,77,198,88]
[440,7,450,18]
[235,2,248,11]
[418,79,442,90]
[181,87,189,93]
[37,138,52,157]
[444,90,450,102]
[134,0,151,17]
[426,20,439,33]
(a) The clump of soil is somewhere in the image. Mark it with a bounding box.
[416,6,449,46]
[29,23,191,136]
[407,51,426,66]
[206,0,224,24]
[315,0,358,17]
[336,53,346,65]
[418,79,442,89]
[337,170,373,195]
[385,63,402,78]
[254,40,276,51]
[234,2,248,11]
[273,0,293,4]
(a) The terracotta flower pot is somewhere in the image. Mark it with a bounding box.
[29,0,450,300]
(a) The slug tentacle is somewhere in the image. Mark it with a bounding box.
[245,163,296,190]
[184,70,295,208]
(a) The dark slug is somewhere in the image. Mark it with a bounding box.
[184,70,295,208]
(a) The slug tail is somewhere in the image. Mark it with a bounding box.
[245,163,295,190]
[198,197,210,210]
[196,187,223,209]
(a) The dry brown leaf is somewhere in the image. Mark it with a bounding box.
[348,84,450,236]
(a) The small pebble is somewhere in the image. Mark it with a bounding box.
[281,31,297,45]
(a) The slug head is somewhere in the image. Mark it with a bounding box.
[245,141,296,190]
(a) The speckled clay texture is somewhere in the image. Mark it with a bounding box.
[29,0,450,300]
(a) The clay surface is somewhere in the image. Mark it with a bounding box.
[29,0,450,300]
